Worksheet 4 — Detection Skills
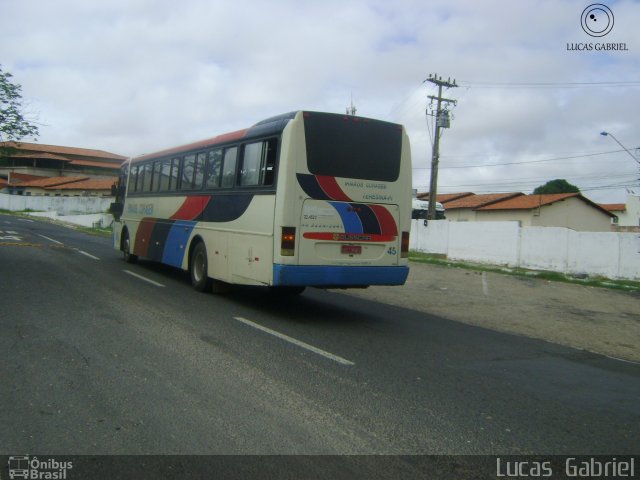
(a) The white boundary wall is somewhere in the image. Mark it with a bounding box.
[26,211,114,228]
[0,192,111,215]
[411,220,640,280]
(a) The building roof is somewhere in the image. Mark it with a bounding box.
[51,178,117,190]
[17,176,89,188]
[1,141,126,161]
[418,192,474,204]
[67,159,121,169]
[477,193,616,217]
[443,192,524,210]
[7,172,48,184]
[600,203,626,212]
[10,152,75,162]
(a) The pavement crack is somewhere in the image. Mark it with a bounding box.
[74,345,91,367]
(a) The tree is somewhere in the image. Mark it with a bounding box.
[0,65,40,144]
[533,179,580,195]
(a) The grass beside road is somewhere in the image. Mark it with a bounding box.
[0,209,112,238]
[75,225,112,238]
[409,251,640,293]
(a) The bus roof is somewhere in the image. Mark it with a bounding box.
[129,111,403,164]
[131,111,298,164]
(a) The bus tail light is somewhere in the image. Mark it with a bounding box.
[281,227,296,256]
[401,231,410,258]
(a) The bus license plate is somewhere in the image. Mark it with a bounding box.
[342,245,362,255]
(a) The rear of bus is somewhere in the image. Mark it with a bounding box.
[272,111,411,288]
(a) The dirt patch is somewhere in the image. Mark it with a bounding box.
[341,262,640,363]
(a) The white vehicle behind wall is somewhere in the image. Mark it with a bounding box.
[411,197,445,220]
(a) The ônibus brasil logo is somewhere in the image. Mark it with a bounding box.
[7,456,73,479]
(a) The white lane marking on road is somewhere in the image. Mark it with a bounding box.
[233,316,355,366]
[124,269,166,287]
[17,218,34,223]
[38,234,63,245]
[482,272,489,296]
[78,250,100,260]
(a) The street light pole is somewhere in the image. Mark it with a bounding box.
[600,131,640,165]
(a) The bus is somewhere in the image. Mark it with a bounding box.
[111,111,412,294]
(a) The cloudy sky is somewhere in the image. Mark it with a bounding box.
[1,0,639,202]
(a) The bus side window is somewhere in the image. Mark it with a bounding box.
[221,147,238,188]
[141,163,152,192]
[194,153,206,190]
[169,157,180,190]
[181,154,196,190]
[262,138,277,186]
[239,138,277,187]
[239,141,262,186]
[129,165,139,193]
[158,158,171,191]
[150,160,162,192]
[205,149,222,188]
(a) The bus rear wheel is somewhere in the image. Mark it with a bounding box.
[122,230,138,264]
[190,242,211,292]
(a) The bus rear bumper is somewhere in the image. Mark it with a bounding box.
[273,265,409,287]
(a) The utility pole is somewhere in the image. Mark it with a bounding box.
[346,93,357,116]
[426,74,457,220]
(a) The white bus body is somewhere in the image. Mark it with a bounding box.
[112,111,412,291]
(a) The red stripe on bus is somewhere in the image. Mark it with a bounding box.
[316,176,352,202]
[302,232,396,242]
[170,195,212,220]
[134,218,157,257]
[369,205,398,236]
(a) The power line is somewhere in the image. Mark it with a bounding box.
[458,80,640,89]
[412,148,632,170]
[414,170,638,190]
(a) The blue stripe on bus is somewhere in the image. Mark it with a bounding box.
[162,220,196,268]
[272,265,409,287]
[329,202,363,234]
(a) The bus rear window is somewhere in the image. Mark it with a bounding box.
[303,112,402,182]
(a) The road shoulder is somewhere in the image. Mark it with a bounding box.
[341,262,640,363]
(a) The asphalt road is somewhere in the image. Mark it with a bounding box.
[1,214,638,459]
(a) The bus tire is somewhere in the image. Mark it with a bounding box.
[122,229,138,264]
[190,241,211,292]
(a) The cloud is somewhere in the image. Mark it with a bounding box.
[1,0,638,201]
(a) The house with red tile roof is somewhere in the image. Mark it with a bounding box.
[418,192,474,204]
[475,193,616,231]
[417,191,619,231]
[437,192,524,221]
[600,195,640,229]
